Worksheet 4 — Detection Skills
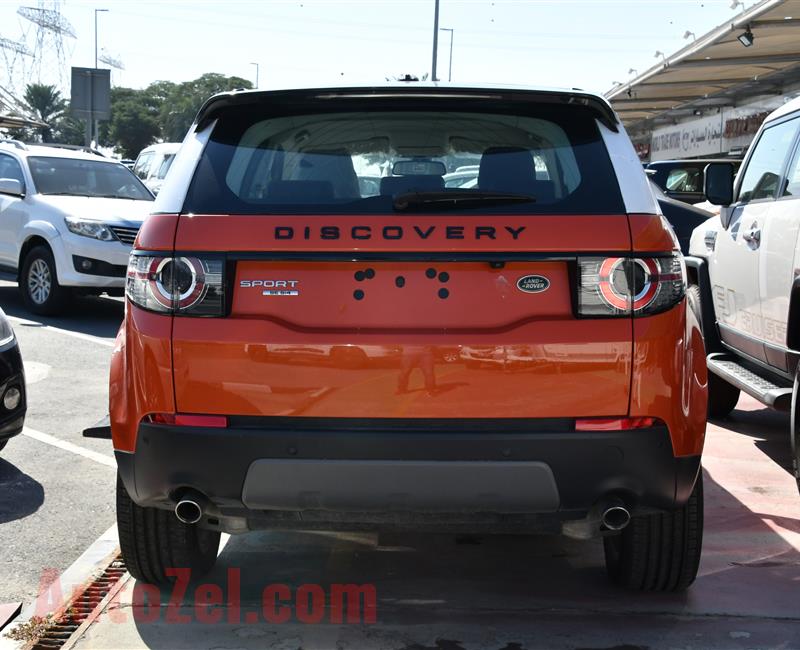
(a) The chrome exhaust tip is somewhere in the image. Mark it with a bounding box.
[601,502,631,531]
[175,498,203,525]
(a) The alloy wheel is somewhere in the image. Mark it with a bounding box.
[28,258,52,305]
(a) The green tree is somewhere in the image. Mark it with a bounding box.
[108,99,160,158]
[101,73,252,158]
[52,111,86,146]
[24,83,67,142]
[159,73,252,141]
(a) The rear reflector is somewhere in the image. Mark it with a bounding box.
[146,413,228,428]
[575,417,660,431]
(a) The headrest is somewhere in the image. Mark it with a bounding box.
[478,146,538,194]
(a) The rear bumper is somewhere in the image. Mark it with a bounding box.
[116,418,700,532]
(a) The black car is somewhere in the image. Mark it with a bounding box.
[649,180,712,255]
[646,158,741,204]
[0,307,25,452]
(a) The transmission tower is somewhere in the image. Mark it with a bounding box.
[0,35,32,95]
[18,1,77,91]
[98,48,124,85]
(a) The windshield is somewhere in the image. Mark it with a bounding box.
[185,104,624,215]
[28,156,154,200]
[156,153,176,180]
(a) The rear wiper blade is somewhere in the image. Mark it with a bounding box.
[393,190,536,212]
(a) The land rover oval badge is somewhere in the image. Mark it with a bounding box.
[517,275,550,294]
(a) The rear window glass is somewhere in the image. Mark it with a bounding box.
[185,103,624,215]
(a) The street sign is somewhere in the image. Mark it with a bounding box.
[70,67,110,120]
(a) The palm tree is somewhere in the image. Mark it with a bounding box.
[24,84,67,143]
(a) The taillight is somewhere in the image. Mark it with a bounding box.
[577,253,685,317]
[127,253,224,316]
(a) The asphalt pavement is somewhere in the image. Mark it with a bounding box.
[0,276,120,606]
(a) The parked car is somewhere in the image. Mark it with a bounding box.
[0,140,154,314]
[0,306,25,453]
[649,179,713,254]
[132,142,181,196]
[687,96,800,493]
[101,84,707,591]
[647,158,741,204]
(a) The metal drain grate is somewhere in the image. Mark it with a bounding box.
[30,555,127,650]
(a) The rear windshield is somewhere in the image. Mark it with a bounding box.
[185,102,624,215]
[29,156,153,200]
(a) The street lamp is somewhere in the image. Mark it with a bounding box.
[431,0,440,81]
[93,8,108,148]
[94,8,108,69]
[250,62,259,89]
[439,28,454,82]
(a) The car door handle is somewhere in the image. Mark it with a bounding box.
[742,227,761,246]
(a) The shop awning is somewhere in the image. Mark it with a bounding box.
[0,85,47,129]
[606,0,800,128]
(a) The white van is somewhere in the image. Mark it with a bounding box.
[132,142,181,196]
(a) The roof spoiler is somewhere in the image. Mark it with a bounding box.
[193,86,620,133]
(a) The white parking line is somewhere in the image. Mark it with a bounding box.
[22,427,116,468]
[7,315,115,348]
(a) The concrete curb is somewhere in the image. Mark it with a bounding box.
[0,525,119,650]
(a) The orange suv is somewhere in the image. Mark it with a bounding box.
[105,85,708,590]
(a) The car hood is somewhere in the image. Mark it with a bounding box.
[34,195,153,224]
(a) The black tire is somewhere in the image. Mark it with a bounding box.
[116,473,220,585]
[686,285,703,326]
[603,472,703,592]
[790,367,800,495]
[707,373,740,419]
[20,245,69,316]
[0,439,7,453]
[687,285,740,419]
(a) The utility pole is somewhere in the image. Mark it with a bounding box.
[440,27,453,82]
[431,0,440,81]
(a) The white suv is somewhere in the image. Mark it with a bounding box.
[0,141,154,314]
[687,95,800,491]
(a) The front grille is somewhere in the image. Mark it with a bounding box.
[109,226,139,245]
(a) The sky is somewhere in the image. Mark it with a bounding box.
[0,0,750,97]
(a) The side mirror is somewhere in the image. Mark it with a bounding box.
[0,178,24,197]
[704,162,734,207]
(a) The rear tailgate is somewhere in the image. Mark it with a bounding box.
[171,214,632,419]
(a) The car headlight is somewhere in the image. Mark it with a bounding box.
[65,217,115,241]
[0,308,15,347]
